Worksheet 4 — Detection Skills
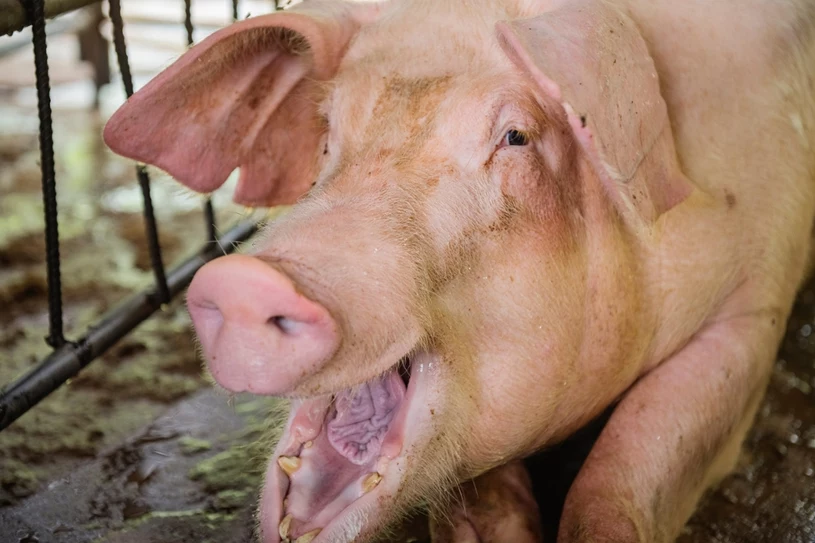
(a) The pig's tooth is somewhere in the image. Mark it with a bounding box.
[279,514,293,540]
[303,440,313,449]
[277,456,301,476]
[361,472,382,493]
[295,529,321,543]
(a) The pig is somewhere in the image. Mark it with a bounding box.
[102,0,815,541]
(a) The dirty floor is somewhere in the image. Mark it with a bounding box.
[1,3,815,543]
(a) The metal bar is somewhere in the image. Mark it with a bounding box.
[204,200,217,242]
[0,9,91,59]
[232,0,238,21]
[134,165,171,302]
[183,0,219,243]
[183,0,193,45]
[107,0,133,102]
[1,0,100,35]
[20,0,66,348]
[108,0,171,304]
[0,220,259,431]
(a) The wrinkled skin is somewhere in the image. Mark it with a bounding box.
[104,0,815,541]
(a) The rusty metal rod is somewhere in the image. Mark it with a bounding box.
[21,0,66,348]
[1,0,102,35]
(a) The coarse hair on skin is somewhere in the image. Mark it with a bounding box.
[251,396,296,535]
[228,26,309,80]
[174,26,312,96]
[372,376,476,542]
[229,26,312,60]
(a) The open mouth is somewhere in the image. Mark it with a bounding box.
[259,349,437,543]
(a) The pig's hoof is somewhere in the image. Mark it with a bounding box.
[429,461,543,543]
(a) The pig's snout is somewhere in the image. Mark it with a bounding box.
[186,254,339,395]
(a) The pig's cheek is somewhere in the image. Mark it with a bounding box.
[434,252,585,464]
[432,321,550,468]
[464,369,556,465]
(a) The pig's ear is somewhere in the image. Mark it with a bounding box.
[103,2,384,207]
[497,1,693,224]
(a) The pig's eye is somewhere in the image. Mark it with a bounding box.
[504,129,530,147]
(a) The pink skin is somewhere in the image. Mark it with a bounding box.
[429,460,544,543]
[187,255,339,395]
[103,0,815,542]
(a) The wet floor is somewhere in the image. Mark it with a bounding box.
[1,3,815,542]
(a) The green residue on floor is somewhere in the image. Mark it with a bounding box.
[188,445,264,493]
[179,436,213,455]
[188,397,286,497]
[214,489,252,511]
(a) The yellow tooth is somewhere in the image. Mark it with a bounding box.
[295,529,321,543]
[279,514,292,540]
[362,472,382,493]
[303,440,313,449]
[277,456,301,476]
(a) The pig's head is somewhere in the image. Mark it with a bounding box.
[104,0,693,541]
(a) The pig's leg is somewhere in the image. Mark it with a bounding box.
[430,460,544,543]
[557,313,779,543]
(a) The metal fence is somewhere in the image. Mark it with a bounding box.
[0,0,262,430]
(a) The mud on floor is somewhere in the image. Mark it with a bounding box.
[0,107,258,507]
[0,86,271,541]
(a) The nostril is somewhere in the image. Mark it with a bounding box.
[268,315,298,334]
[186,254,340,394]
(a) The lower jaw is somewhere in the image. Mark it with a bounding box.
[258,350,441,543]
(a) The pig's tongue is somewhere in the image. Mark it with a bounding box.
[282,368,406,539]
[327,369,405,464]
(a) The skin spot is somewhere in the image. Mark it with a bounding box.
[364,74,453,167]
[580,115,587,128]
[485,197,520,234]
[725,190,737,209]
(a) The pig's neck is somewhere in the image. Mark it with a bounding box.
[545,163,658,444]
[640,189,749,371]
